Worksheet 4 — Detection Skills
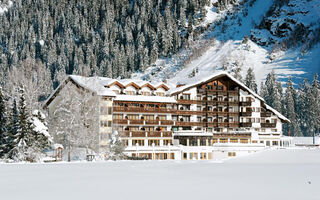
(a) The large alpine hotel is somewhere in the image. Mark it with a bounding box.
[45,72,290,160]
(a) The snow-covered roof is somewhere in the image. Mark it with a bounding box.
[114,95,176,103]
[98,77,169,90]
[69,75,116,96]
[170,72,289,122]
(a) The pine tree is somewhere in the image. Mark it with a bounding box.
[311,74,320,136]
[283,77,302,136]
[9,87,34,161]
[0,87,8,158]
[106,130,125,160]
[6,99,19,158]
[30,110,53,151]
[244,68,258,93]
[259,81,268,99]
[264,70,282,111]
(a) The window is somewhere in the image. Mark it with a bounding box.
[211,139,218,144]
[158,115,167,120]
[182,94,190,100]
[148,140,160,146]
[144,115,154,120]
[200,153,207,160]
[183,153,187,160]
[220,138,228,143]
[256,118,260,123]
[108,107,112,114]
[189,152,198,160]
[141,91,151,96]
[240,139,248,143]
[272,129,277,132]
[228,152,236,157]
[129,126,139,131]
[126,91,135,95]
[128,115,139,120]
[108,121,112,127]
[156,92,165,96]
[271,119,277,123]
[113,114,123,119]
[163,140,172,145]
[132,139,144,146]
[230,139,238,143]
[200,139,206,146]
[113,90,120,94]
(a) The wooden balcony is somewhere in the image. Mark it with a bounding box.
[147,131,161,137]
[119,131,173,138]
[240,112,252,116]
[131,131,146,137]
[113,119,128,124]
[240,101,252,106]
[160,120,174,125]
[240,122,252,127]
[261,112,272,117]
[177,99,198,104]
[113,107,175,113]
[162,131,173,137]
[145,120,159,125]
[130,119,144,125]
[175,110,202,115]
[175,121,203,126]
[261,123,276,128]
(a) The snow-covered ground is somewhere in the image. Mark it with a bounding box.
[0,149,319,200]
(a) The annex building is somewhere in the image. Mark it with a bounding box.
[44,72,290,160]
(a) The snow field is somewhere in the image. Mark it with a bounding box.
[0,149,319,200]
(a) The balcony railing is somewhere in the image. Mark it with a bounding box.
[160,120,174,125]
[240,112,252,116]
[175,121,204,126]
[240,122,252,127]
[119,131,173,138]
[113,107,175,113]
[261,123,276,128]
[261,112,272,117]
[240,101,252,106]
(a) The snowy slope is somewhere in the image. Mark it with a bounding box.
[0,149,319,200]
[132,0,320,88]
[0,0,12,14]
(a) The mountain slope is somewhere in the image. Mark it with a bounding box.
[133,0,320,87]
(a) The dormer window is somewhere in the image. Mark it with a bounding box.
[141,91,151,96]
[156,92,165,96]
[126,91,135,95]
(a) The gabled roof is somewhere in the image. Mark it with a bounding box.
[155,83,170,91]
[107,81,125,89]
[140,83,156,90]
[125,82,140,89]
[169,72,290,122]
[44,75,116,108]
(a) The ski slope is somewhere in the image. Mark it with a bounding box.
[0,149,319,200]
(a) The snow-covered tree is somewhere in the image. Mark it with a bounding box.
[0,87,8,157]
[283,77,302,136]
[30,110,53,151]
[48,80,100,161]
[5,59,53,113]
[8,87,34,162]
[245,68,258,93]
[264,70,282,112]
[106,130,125,161]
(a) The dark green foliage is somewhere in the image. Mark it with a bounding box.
[0,87,7,157]
[0,0,209,86]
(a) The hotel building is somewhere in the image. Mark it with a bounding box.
[45,72,289,160]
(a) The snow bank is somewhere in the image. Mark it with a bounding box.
[0,149,319,200]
